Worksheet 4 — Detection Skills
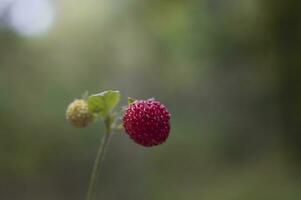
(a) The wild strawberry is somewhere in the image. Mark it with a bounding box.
[123,99,171,147]
[66,99,94,128]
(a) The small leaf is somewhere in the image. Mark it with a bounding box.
[88,90,120,117]
[128,97,137,104]
[116,123,124,130]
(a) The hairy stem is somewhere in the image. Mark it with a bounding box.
[85,118,112,200]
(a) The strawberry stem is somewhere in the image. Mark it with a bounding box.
[85,117,112,200]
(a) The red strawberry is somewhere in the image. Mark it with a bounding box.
[123,99,171,147]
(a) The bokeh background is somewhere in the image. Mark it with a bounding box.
[1,0,301,199]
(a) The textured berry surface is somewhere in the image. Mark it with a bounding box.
[66,99,93,128]
[123,99,171,147]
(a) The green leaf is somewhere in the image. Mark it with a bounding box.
[88,90,120,117]
[128,97,136,104]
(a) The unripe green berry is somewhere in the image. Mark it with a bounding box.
[66,99,93,128]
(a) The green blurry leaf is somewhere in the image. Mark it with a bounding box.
[128,97,136,104]
[88,90,120,117]
[115,123,124,131]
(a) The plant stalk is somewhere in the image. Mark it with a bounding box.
[85,118,112,200]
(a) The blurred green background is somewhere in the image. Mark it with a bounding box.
[1,0,301,199]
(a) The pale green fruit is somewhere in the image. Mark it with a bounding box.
[66,99,93,128]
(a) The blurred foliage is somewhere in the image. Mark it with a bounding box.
[0,0,301,199]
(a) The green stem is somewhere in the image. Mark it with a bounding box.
[85,118,112,200]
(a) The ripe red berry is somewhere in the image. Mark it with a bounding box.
[123,99,171,147]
